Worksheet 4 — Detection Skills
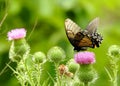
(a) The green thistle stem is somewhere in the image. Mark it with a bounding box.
[107,45,120,86]
[7,64,25,86]
[78,64,97,86]
[112,63,118,86]
[21,82,25,86]
[54,63,61,86]
[37,64,41,86]
[84,82,89,86]
[24,60,35,86]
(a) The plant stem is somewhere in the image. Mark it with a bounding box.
[37,64,41,86]
[113,63,118,86]
[24,60,35,86]
[0,61,11,76]
[84,82,89,86]
[54,63,61,86]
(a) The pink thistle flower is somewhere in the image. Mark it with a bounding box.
[7,28,26,40]
[74,52,95,65]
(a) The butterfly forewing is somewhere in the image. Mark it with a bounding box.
[65,18,81,36]
[65,18,82,46]
[86,17,99,34]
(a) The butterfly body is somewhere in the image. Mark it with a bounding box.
[65,18,103,51]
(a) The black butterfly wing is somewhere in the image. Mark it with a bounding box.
[85,17,99,34]
[65,18,93,51]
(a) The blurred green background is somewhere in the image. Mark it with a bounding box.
[0,0,120,86]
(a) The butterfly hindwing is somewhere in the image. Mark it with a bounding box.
[86,17,99,34]
[78,35,93,47]
[69,33,93,51]
[74,32,92,47]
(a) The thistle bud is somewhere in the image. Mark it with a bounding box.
[78,65,97,84]
[108,45,120,58]
[67,59,79,74]
[32,52,46,64]
[47,46,65,63]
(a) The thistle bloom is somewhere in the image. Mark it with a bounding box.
[74,52,95,64]
[7,28,26,40]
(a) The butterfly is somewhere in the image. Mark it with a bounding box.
[65,17,103,51]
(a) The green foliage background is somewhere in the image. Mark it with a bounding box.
[0,0,120,86]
